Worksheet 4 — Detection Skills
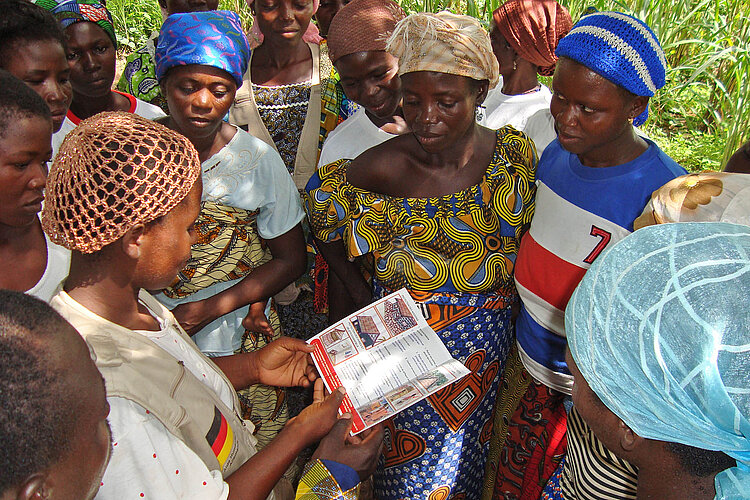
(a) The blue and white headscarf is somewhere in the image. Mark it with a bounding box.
[555,11,666,126]
[155,10,250,87]
[567,222,750,500]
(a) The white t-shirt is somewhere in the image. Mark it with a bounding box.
[318,107,398,167]
[481,84,556,155]
[25,222,71,303]
[156,127,305,356]
[52,91,165,156]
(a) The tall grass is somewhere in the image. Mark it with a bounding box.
[397,0,750,169]
[108,0,749,170]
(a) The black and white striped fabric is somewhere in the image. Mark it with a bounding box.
[560,408,638,499]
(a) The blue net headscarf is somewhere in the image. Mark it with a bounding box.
[567,222,750,500]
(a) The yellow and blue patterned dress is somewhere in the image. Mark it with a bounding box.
[305,127,537,500]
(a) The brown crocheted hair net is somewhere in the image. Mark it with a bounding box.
[41,111,201,254]
[327,0,406,63]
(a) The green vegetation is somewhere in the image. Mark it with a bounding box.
[109,0,749,172]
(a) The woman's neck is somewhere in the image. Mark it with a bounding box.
[69,89,129,120]
[501,64,540,95]
[637,462,717,500]
[254,39,309,71]
[0,218,41,246]
[162,117,232,163]
[251,40,313,86]
[65,255,160,331]
[579,127,649,168]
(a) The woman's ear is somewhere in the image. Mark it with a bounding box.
[618,418,642,452]
[121,223,147,260]
[629,95,649,123]
[476,80,490,106]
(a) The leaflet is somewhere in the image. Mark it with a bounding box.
[308,288,469,434]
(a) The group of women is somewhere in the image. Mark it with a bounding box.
[0,0,748,498]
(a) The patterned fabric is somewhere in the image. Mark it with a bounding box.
[387,12,500,89]
[254,82,312,174]
[567,222,750,500]
[296,460,360,499]
[163,202,272,299]
[489,378,568,500]
[306,127,537,498]
[555,11,666,125]
[155,11,251,87]
[162,202,290,454]
[374,284,513,499]
[305,128,537,295]
[540,459,564,500]
[481,344,528,500]
[34,0,116,47]
[117,34,168,113]
[560,408,637,500]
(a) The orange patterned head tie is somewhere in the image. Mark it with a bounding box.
[42,111,201,253]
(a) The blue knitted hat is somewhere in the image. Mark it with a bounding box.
[555,11,666,126]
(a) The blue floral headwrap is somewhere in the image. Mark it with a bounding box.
[567,222,750,500]
[155,11,251,88]
[555,11,666,126]
[34,0,117,48]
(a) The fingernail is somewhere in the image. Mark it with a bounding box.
[337,386,347,394]
[341,412,352,419]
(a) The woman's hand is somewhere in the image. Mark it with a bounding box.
[172,299,216,336]
[287,379,347,446]
[312,418,385,481]
[254,337,317,388]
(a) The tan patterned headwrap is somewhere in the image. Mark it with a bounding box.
[386,11,500,89]
[42,111,201,253]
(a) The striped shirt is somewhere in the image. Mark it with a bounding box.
[514,139,686,394]
[561,408,638,499]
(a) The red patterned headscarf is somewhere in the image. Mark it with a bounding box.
[492,0,572,76]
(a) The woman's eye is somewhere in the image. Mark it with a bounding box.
[94,45,109,54]
[581,105,595,113]
[66,52,79,61]
[440,101,457,108]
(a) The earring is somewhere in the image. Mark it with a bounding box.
[627,116,634,124]
[475,104,486,122]
[513,60,517,71]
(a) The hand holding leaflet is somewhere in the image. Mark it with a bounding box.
[307,289,470,434]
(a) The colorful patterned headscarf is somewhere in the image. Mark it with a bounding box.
[155,11,251,87]
[386,11,500,89]
[492,0,572,76]
[567,222,750,500]
[34,0,116,48]
[555,11,666,126]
